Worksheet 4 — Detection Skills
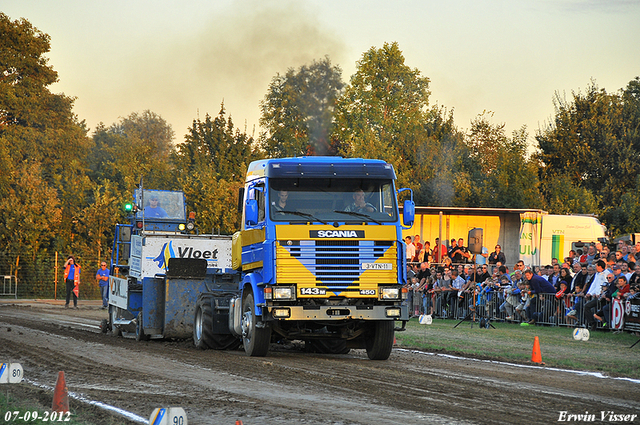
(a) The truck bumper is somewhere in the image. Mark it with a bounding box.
[265,304,408,321]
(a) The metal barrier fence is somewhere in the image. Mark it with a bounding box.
[1,275,17,298]
[405,288,620,331]
[0,252,101,300]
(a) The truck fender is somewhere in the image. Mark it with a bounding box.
[241,271,265,316]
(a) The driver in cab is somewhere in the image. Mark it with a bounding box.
[273,190,288,213]
[344,189,376,213]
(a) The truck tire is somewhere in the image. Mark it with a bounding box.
[193,298,213,349]
[241,290,271,357]
[135,312,149,341]
[365,320,394,360]
[194,296,241,350]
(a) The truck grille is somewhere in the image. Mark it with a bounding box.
[276,240,397,287]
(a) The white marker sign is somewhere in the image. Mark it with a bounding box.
[149,407,188,425]
[0,363,23,383]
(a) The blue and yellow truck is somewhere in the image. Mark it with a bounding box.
[107,157,414,360]
[194,156,415,360]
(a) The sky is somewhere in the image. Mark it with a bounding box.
[3,0,640,148]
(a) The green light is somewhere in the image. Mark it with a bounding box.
[124,203,133,212]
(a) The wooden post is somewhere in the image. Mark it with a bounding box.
[54,252,58,300]
[438,211,443,264]
[14,256,19,298]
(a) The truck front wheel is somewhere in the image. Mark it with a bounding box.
[241,290,271,357]
[365,320,394,360]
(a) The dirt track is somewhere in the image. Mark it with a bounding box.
[0,301,638,425]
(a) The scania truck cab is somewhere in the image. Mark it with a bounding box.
[221,157,414,359]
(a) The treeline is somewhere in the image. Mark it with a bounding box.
[1,14,639,293]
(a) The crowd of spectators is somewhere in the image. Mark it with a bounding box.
[403,236,640,331]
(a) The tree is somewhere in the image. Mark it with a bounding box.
[413,106,468,206]
[173,105,260,233]
[89,110,176,193]
[260,57,344,157]
[466,114,543,208]
[540,173,599,215]
[0,162,62,259]
[333,42,431,189]
[614,175,640,234]
[174,104,258,180]
[73,181,122,266]
[0,13,89,180]
[114,110,175,160]
[0,13,60,129]
[537,82,628,198]
[0,13,90,258]
[536,78,640,233]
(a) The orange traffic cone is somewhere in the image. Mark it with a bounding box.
[235,421,243,425]
[52,371,69,412]
[531,336,542,364]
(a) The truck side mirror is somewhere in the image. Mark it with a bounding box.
[245,199,258,226]
[237,187,245,214]
[403,200,415,227]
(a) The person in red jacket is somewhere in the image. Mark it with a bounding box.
[64,255,81,309]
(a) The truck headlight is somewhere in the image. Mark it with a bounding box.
[273,286,296,301]
[380,287,400,300]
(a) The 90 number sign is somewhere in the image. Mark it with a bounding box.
[149,408,187,425]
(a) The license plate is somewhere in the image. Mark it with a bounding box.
[362,263,392,270]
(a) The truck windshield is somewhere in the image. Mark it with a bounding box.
[134,189,186,221]
[269,178,397,223]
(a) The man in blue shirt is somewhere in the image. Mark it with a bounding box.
[96,261,110,309]
[475,245,489,267]
[144,196,168,218]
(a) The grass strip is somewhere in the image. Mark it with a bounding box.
[396,317,640,379]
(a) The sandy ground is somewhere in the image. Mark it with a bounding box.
[0,300,638,425]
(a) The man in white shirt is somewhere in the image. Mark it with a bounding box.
[451,269,466,291]
[405,236,415,263]
[586,260,610,297]
[450,269,467,318]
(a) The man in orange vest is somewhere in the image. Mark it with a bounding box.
[64,256,81,309]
